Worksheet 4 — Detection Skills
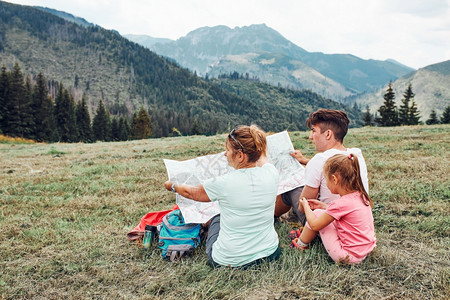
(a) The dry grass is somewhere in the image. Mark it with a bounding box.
[0,134,36,144]
[0,125,449,299]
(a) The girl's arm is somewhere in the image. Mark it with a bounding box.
[164,180,211,202]
[299,197,334,231]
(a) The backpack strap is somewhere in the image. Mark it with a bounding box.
[166,245,194,261]
[170,251,178,262]
[176,211,183,222]
[192,237,200,247]
[162,215,199,230]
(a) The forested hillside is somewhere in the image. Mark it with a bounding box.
[0,0,206,116]
[209,74,362,130]
[0,1,360,140]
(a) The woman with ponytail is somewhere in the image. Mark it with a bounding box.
[293,153,376,264]
[164,125,280,268]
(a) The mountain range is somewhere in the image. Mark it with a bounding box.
[127,24,414,100]
[0,1,362,136]
[2,1,448,129]
[126,24,449,120]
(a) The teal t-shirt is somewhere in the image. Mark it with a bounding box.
[203,163,280,267]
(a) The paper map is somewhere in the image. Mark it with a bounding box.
[163,131,305,223]
[266,131,306,194]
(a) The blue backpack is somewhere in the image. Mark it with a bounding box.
[158,209,201,261]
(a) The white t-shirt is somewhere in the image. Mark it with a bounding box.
[203,163,279,267]
[304,148,369,204]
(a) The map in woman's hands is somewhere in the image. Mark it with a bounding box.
[163,131,305,223]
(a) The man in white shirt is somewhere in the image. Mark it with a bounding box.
[275,109,369,224]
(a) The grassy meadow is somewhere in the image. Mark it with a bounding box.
[0,125,449,299]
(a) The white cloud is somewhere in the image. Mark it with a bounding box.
[384,0,449,18]
[5,0,450,68]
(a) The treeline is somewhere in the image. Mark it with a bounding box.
[217,71,260,82]
[149,109,220,138]
[0,63,232,142]
[0,63,150,142]
[362,82,450,126]
[0,62,364,143]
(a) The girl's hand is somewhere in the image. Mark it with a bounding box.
[164,180,173,191]
[299,197,310,209]
[307,199,328,210]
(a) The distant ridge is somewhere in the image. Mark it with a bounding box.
[131,24,415,100]
[385,58,415,70]
[36,6,96,28]
[124,34,173,48]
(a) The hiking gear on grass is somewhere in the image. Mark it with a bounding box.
[158,209,201,261]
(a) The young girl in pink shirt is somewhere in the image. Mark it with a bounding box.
[294,153,376,264]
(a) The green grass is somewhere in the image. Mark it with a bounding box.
[1,125,449,299]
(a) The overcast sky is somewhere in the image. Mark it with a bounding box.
[6,0,450,69]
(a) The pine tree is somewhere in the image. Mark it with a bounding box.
[54,84,78,142]
[111,117,119,141]
[149,109,162,137]
[32,72,56,142]
[399,84,412,125]
[118,117,130,141]
[76,94,93,143]
[24,75,35,138]
[5,63,34,138]
[0,65,10,133]
[92,99,111,141]
[426,110,440,125]
[441,106,450,124]
[131,107,152,139]
[190,118,202,135]
[362,105,373,126]
[377,81,399,126]
[397,83,420,125]
[408,100,420,125]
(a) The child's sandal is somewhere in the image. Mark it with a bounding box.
[292,237,309,250]
[288,228,302,240]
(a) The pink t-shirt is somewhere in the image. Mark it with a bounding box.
[326,191,376,259]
